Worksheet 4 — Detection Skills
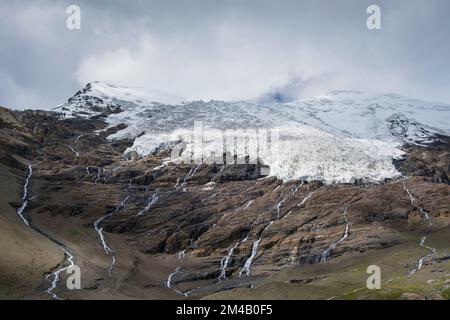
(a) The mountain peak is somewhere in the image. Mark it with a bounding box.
[54,82,186,118]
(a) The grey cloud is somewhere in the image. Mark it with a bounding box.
[1,0,450,109]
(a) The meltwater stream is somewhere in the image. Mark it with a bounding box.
[316,191,368,264]
[46,248,75,300]
[67,145,80,157]
[16,164,33,226]
[166,250,193,296]
[175,165,201,190]
[137,189,160,216]
[275,182,303,219]
[15,164,77,299]
[217,199,257,280]
[238,182,304,277]
[239,222,274,277]
[402,181,437,275]
[317,207,350,263]
[94,195,130,277]
[219,240,244,280]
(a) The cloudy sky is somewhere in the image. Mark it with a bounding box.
[1,0,450,109]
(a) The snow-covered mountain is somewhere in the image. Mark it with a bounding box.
[54,81,186,118]
[54,82,450,183]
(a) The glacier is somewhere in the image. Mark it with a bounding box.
[54,82,450,184]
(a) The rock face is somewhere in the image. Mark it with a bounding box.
[0,107,64,299]
[394,136,450,183]
[0,104,449,300]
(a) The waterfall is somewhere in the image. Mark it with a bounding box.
[317,207,350,263]
[239,222,274,277]
[402,181,436,276]
[177,164,201,190]
[46,247,75,300]
[16,164,33,226]
[137,189,160,216]
[94,196,130,276]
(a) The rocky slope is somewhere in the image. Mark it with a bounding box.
[0,84,449,300]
